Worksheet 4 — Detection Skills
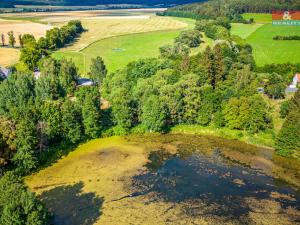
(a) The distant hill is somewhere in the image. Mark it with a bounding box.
[164,0,300,19]
[0,0,205,8]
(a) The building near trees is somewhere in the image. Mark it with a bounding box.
[0,67,11,80]
[286,74,300,93]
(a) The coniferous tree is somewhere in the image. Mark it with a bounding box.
[276,91,300,156]
[82,94,102,138]
[89,56,107,87]
[59,59,78,95]
[0,172,49,224]
[61,100,82,144]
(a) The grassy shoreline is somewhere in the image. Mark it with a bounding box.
[170,124,275,149]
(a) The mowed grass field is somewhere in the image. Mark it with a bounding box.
[230,23,263,39]
[242,13,272,23]
[53,30,182,73]
[232,14,300,66]
[247,24,300,66]
[53,17,195,74]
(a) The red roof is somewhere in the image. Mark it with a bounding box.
[296,74,300,81]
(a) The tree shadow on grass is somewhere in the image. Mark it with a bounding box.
[40,182,104,225]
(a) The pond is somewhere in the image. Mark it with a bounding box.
[26,134,300,224]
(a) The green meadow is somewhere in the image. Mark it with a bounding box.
[53,30,181,74]
[230,23,263,39]
[53,17,196,75]
[247,24,300,66]
[232,14,300,66]
[242,13,272,23]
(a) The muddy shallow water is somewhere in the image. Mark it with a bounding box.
[27,134,300,224]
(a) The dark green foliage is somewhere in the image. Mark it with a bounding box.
[45,20,84,50]
[205,25,230,40]
[276,110,300,156]
[264,73,286,99]
[36,58,61,100]
[165,0,300,20]
[59,59,78,95]
[273,35,300,40]
[0,72,35,118]
[255,63,300,84]
[20,20,84,71]
[21,34,36,48]
[0,172,49,225]
[280,100,294,119]
[61,100,82,144]
[39,101,62,142]
[175,30,202,48]
[276,91,300,156]
[89,56,107,86]
[140,95,168,132]
[223,95,272,133]
[195,19,231,40]
[80,87,102,138]
[20,44,43,71]
[160,43,190,59]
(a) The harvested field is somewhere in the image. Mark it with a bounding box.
[0,18,52,46]
[61,16,188,51]
[0,47,20,66]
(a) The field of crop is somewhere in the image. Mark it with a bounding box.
[242,13,272,23]
[62,16,188,52]
[0,47,20,66]
[0,18,52,46]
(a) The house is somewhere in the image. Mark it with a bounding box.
[77,78,94,87]
[0,67,11,80]
[285,74,300,93]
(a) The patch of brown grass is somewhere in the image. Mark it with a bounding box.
[0,19,52,46]
[0,47,20,66]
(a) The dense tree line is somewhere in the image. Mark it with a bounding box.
[162,0,300,21]
[276,90,300,156]
[102,37,279,135]
[273,35,300,40]
[17,20,83,70]
[0,55,109,224]
[0,56,107,174]
[195,17,231,40]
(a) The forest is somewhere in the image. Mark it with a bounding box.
[0,0,204,8]
[162,0,300,20]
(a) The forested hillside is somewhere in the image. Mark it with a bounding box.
[163,0,300,19]
[0,0,204,8]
